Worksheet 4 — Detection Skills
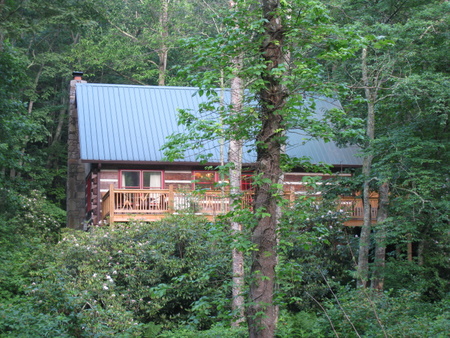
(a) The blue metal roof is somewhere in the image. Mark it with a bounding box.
[76,83,362,166]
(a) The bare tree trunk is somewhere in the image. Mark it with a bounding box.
[16,64,44,177]
[229,12,245,322]
[357,47,376,288]
[407,234,413,261]
[50,94,68,148]
[247,1,286,336]
[418,241,424,266]
[46,89,68,169]
[158,0,169,86]
[230,136,245,326]
[0,0,5,50]
[371,181,389,291]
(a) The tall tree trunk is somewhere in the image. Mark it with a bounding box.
[158,0,169,86]
[46,89,68,169]
[230,138,245,326]
[229,4,245,322]
[407,233,413,261]
[50,93,68,148]
[16,64,44,177]
[247,1,286,336]
[418,240,424,266]
[357,47,376,288]
[371,181,389,291]
[0,0,4,50]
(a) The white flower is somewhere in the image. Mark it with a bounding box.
[103,284,109,290]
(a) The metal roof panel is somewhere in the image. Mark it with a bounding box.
[76,83,362,166]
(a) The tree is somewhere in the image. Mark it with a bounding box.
[357,42,396,288]
[73,0,222,86]
[328,0,449,292]
[228,1,246,326]
[163,1,357,335]
[246,0,286,335]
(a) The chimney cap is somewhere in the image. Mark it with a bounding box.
[72,71,83,78]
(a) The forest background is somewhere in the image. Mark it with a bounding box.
[0,0,449,336]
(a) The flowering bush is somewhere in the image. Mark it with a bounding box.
[0,215,232,336]
[1,188,66,242]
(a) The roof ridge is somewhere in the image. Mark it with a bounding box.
[77,83,213,91]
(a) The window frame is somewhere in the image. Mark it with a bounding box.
[192,170,218,190]
[119,170,163,189]
[241,173,254,191]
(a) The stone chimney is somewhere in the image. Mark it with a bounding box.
[67,72,87,229]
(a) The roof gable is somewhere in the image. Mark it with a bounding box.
[76,83,361,166]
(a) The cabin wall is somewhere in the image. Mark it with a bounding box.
[284,172,351,194]
[87,167,353,225]
[164,170,192,190]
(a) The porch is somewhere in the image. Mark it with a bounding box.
[100,184,378,226]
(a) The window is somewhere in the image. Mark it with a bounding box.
[121,170,162,189]
[193,171,217,190]
[241,174,254,191]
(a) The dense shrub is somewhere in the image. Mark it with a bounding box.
[315,289,450,337]
[0,215,232,336]
[0,188,65,300]
[277,195,358,311]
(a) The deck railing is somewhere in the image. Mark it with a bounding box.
[101,184,378,225]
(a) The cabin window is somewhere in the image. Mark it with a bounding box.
[193,171,217,190]
[241,174,254,191]
[121,170,162,189]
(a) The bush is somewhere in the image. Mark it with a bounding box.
[315,288,450,337]
[157,323,247,337]
[0,215,232,336]
[276,310,324,338]
[0,188,65,300]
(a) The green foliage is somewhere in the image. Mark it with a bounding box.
[317,289,450,337]
[1,0,449,336]
[383,260,450,302]
[0,216,232,336]
[163,0,357,164]
[0,189,66,241]
[0,188,65,302]
[158,324,247,338]
[277,189,358,311]
[276,310,323,338]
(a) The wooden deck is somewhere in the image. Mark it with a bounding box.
[101,184,377,226]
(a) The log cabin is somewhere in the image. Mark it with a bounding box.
[67,72,375,229]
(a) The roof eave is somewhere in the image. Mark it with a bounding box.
[80,159,361,169]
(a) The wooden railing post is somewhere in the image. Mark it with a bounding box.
[168,184,174,213]
[288,186,295,206]
[109,184,115,226]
